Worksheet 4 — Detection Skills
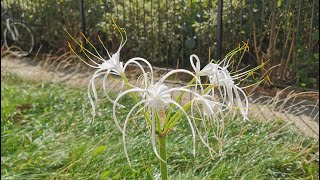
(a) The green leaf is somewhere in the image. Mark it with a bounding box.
[277,0,282,6]
[146,168,154,180]
[92,145,107,158]
[100,170,111,179]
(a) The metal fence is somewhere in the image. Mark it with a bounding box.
[1,0,319,89]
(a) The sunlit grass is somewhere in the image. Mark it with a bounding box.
[1,72,319,179]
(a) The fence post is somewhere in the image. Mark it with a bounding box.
[217,0,223,61]
[79,0,86,43]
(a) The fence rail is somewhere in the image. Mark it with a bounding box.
[1,0,319,89]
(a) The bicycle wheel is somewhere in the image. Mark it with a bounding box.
[4,21,34,56]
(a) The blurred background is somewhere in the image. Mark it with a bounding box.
[1,0,319,89]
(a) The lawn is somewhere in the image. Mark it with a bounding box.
[1,72,319,179]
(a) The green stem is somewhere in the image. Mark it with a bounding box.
[159,135,168,180]
[166,101,191,129]
[165,84,215,129]
[164,78,196,128]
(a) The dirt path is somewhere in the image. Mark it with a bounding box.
[1,55,318,138]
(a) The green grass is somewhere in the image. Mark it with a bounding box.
[1,72,319,179]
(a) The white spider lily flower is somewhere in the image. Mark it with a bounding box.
[66,20,154,118]
[207,65,249,120]
[85,29,126,117]
[65,19,126,72]
[66,20,128,117]
[189,44,250,120]
[210,67,249,120]
[113,69,213,165]
[88,56,154,118]
[112,84,173,165]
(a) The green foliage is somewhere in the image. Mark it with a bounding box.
[1,73,319,179]
[1,0,318,87]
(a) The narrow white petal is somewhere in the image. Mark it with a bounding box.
[192,102,217,157]
[122,100,147,166]
[87,70,108,117]
[234,86,249,121]
[113,88,145,132]
[168,100,196,157]
[124,57,154,84]
[190,54,201,74]
[102,70,111,94]
[159,69,204,94]
[102,72,125,108]
[124,59,149,87]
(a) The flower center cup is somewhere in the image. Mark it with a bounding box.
[146,83,171,109]
[99,53,124,73]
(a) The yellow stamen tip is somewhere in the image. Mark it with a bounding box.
[267,76,273,85]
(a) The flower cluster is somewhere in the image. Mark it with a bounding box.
[66,20,266,168]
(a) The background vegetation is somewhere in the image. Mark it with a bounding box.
[1,0,319,88]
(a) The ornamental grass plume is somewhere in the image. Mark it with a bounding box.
[66,19,268,180]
